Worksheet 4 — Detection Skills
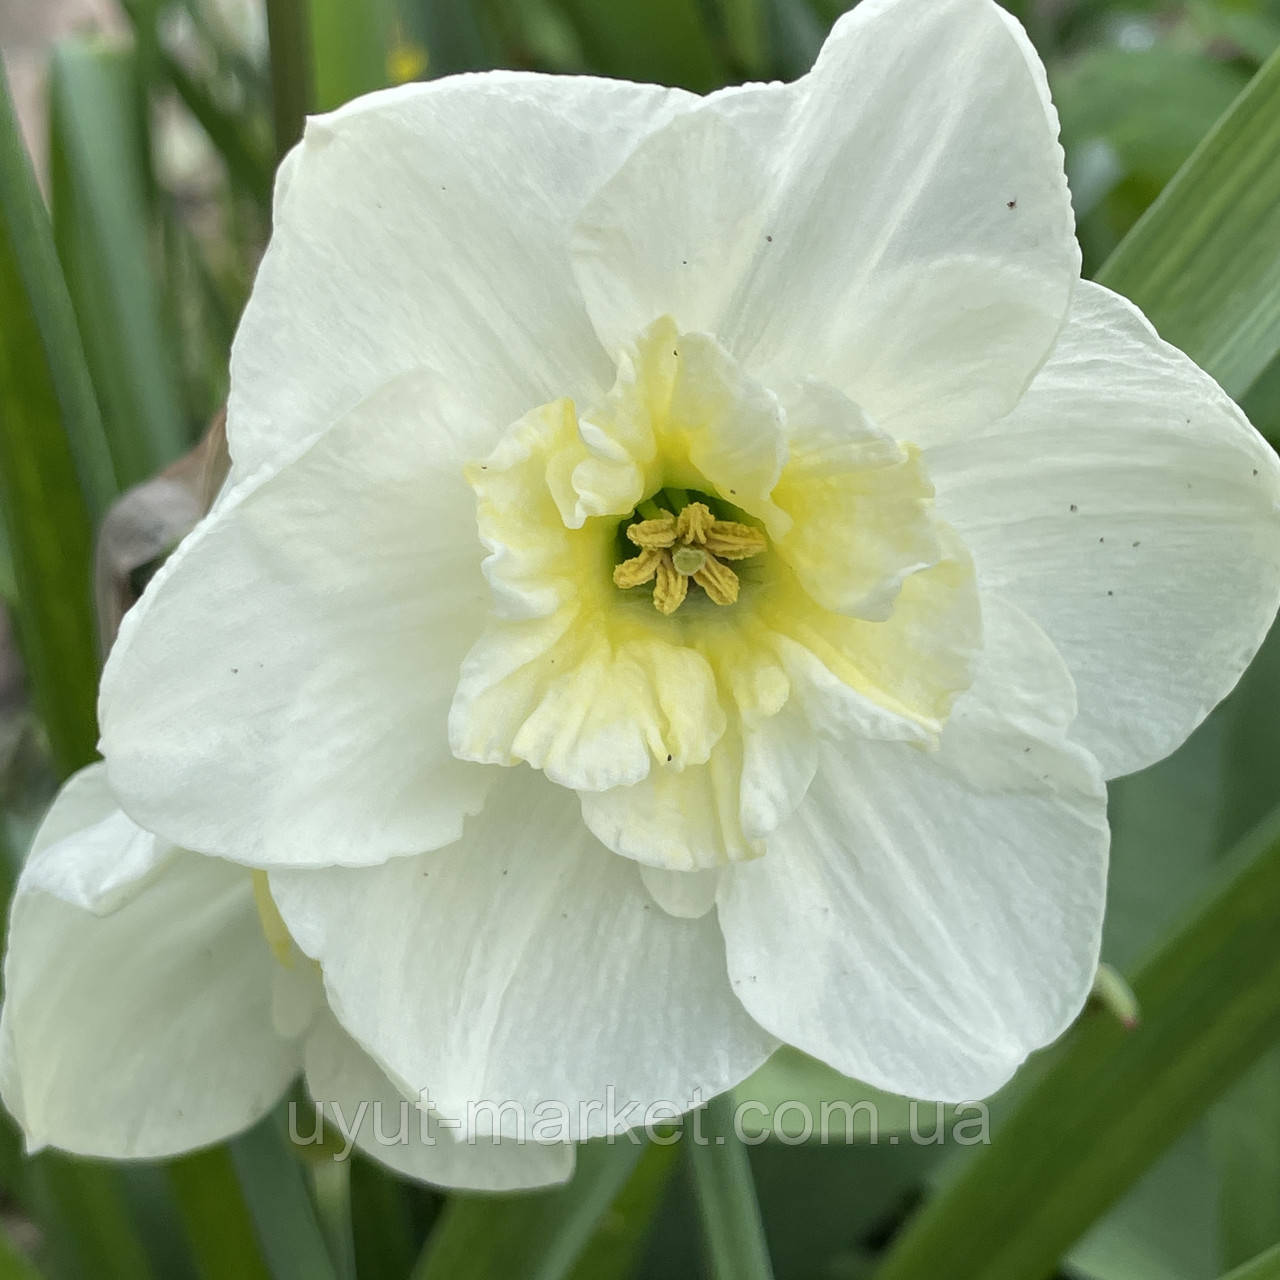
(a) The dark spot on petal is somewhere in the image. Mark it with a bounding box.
[765,234,773,242]
[1107,590,1114,596]
[1007,199,1017,208]
[1099,536,1105,543]
[666,753,673,762]
[1132,540,1141,548]
[1069,503,1077,512]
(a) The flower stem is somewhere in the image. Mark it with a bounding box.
[265,0,313,162]
[686,1093,775,1280]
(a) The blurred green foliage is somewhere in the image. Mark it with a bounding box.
[3,1,1280,1279]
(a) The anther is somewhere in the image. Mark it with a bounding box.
[614,498,766,613]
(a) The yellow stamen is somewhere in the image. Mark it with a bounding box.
[612,547,664,588]
[627,517,677,549]
[694,555,740,606]
[654,553,688,614]
[614,498,767,613]
[675,502,716,543]
[252,870,295,968]
[703,521,767,560]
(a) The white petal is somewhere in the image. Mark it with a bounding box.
[230,73,692,475]
[639,866,721,919]
[928,280,1280,777]
[302,1013,573,1191]
[572,0,1077,433]
[717,597,1109,1101]
[270,768,776,1139]
[581,737,758,871]
[100,372,493,868]
[0,778,298,1157]
[22,763,168,912]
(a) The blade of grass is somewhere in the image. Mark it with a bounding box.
[25,1155,155,1280]
[1095,42,1280,399]
[230,1113,339,1280]
[167,1147,272,1280]
[0,60,104,775]
[565,1141,677,1280]
[49,38,188,487]
[1221,1242,1280,1280]
[876,804,1280,1280]
[150,37,272,208]
[310,1158,356,1280]
[410,1139,649,1280]
[349,1156,419,1280]
[687,1096,774,1280]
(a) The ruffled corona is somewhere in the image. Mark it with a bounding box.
[449,318,981,868]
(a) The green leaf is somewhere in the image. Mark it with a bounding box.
[167,1147,272,1280]
[553,0,727,92]
[687,1096,774,1280]
[1211,1052,1280,1271]
[159,49,273,209]
[417,0,502,76]
[348,1155,419,1280]
[0,59,105,776]
[1066,1129,1222,1280]
[566,1142,677,1280]
[49,37,188,488]
[411,1138,649,1280]
[1221,1242,1280,1280]
[875,805,1280,1280]
[0,1221,43,1280]
[1095,43,1280,400]
[25,1155,155,1280]
[310,1157,356,1280]
[309,0,393,110]
[230,1114,339,1280]
[732,1047,954,1143]
[764,0,826,79]
[710,0,769,78]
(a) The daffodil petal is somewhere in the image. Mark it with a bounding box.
[571,0,1077,433]
[772,378,941,620]
[928,280,1280,778]
[101,372,493,869]
[0,769,299,1158]
[717,597,1108,1102]
[270,768,777,1141]
[229,72,693,475]
[580,736,759,870]
[303,1013,574,1191]
[759,535,982,738]
[638,866,721,919]
[451,611,726,790]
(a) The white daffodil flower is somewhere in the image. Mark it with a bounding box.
[5,0,1280,1184]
